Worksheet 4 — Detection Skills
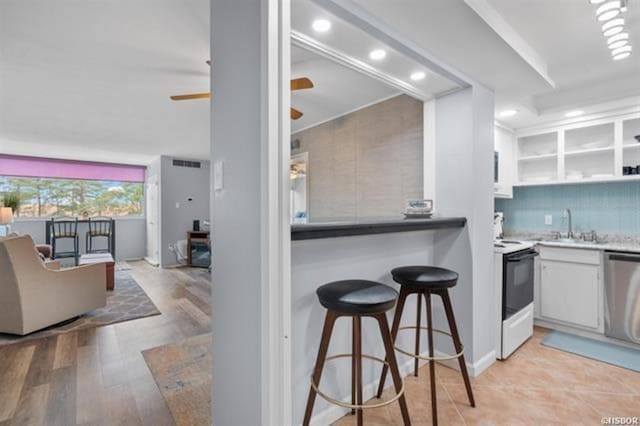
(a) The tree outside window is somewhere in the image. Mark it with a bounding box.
[0,176,144,218]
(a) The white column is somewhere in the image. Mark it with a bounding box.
[432,85,496,376]
[211,1,291,425]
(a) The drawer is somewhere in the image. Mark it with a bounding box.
[538,245,601,265]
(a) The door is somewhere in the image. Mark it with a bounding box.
[145,175,159,266]
[540,260,600,329]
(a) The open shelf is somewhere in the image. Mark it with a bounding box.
[565,146,614,157]
[518,153,557,161]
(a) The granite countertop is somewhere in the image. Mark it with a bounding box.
[505,231,640,254]
[291,216,467,240]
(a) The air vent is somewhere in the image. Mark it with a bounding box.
[172,159,201,169]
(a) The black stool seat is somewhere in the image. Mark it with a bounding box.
[391,266,458,289]
[316,280,398,314]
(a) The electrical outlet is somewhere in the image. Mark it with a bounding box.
[545,215,552,225]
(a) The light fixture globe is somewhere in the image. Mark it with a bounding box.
[609,39,629,50]
[611,45,632,55]
[596,0,622,21]
[604,25,625,37]
[602,17,624,31]
[613,51,632,60]
[608,32,629,44]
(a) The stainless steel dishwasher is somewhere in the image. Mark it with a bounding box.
[604,251,640,344]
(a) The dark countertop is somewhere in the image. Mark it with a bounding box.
[291,217,467,241]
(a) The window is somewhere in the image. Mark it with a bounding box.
[0,155,146,218]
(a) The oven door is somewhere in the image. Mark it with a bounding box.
[503,249,537,321]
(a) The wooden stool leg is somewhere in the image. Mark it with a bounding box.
[440,290,475,407]
[414,293,422,376]
[354,316,363,426]
[425,292,438,426]
[351,317,356,415]
[376,287,409,398]
[302,311,338,426]
[376,313,412,426]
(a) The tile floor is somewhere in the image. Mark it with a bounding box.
[334,327,640,425]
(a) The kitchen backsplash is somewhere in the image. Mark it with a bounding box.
[495,181,640,236]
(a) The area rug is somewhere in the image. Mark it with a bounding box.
[142,333,212,425]
[542,331,640,372]
[0,271,161,346]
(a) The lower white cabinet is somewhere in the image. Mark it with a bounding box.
[537,246,603,332]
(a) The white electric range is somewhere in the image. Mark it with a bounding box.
[494,239,537,359]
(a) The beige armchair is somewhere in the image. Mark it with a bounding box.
[0,235,107,335]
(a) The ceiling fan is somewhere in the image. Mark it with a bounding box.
[170,60,314,120]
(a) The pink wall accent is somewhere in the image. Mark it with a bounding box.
[0,155,146,183]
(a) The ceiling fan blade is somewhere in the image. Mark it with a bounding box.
[291,77,314,91]
[170,93,211,101]
[291,108,303,120]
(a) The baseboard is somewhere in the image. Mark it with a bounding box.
[433,349,496,377]
[309,348,496,425]
[143,257,159,267]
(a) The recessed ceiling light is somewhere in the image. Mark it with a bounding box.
[613,51,632,60]
[410,71,426,81]
[498,110,518,118]
[609,39,629,50]
[312,19,331,32]
[596,1,621,21]
[611,45,632,55]
[368,49,387,60]
[565,110,584,118]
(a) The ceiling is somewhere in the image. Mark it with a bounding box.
[291,46,399,133]
[347,0,640,129]
[0,0,210,164]
[2,0,638,164]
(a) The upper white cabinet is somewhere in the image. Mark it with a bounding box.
[623,118,640,171]
[495,125,515,198]
[513,112,640,186]
[517,131,558,184]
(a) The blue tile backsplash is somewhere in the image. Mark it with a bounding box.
[495,182,640,236]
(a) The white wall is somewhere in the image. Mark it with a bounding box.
[159,156,210,267]
[211,1,266,424]
[11,217,146,261]
[432,85,496,373]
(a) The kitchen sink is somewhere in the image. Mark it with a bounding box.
[540,238,607,245]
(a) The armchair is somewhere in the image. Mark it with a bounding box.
[0,235,107,335]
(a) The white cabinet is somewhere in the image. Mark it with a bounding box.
[494,125,515,198]
[514,111,640,186]
[537,246,603,332]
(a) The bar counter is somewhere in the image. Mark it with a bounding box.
[291,216,467,240]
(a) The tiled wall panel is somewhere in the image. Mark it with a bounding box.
[495,181,640,235]
[292,95,423,219]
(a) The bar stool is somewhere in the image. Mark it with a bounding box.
[86,217,113,254]
[50,217,79,266]
[377,266,475,426]
[303,280,411,426]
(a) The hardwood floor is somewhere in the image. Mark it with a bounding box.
[2,263,639,425]
[0,261,211,426]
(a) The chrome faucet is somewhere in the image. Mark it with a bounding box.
[563,208,574,239]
